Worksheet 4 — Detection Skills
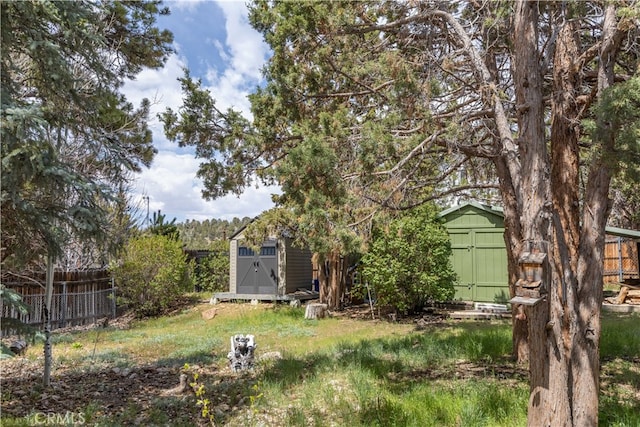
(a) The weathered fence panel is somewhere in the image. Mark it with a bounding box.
[603,237,640,283]
[1,269,115,333]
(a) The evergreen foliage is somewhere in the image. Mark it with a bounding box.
[1,0,172,386]
[191,240,230,293]
[0,285,41,358]
[110,234,190,317]
[176,217,252,250]
[1,0,173,268]
[148,210,179,241]
[588,76,640,229]
[358,206,456,314]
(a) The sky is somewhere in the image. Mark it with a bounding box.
[122,0,277,225]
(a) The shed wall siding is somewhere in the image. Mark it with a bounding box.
[283,239,313,294]
[229,239,238,293]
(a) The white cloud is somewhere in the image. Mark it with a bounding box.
[122,1,277,223]
[168,0,207,12]
[204,1,270,116]
[122,52,187,151]
[132,151,277,222]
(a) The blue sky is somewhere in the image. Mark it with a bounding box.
[122,0,277,224]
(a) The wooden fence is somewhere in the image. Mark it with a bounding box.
[1,269,115,332]
[603,237,640,284]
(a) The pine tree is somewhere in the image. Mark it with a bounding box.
[1,0,173,386]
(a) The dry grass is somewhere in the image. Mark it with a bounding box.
[1,301,638,426]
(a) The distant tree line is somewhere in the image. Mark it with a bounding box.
[176,217,253,250]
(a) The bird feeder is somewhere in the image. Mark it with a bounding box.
[510,242,548,306]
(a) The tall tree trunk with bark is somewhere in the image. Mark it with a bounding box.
[516,3,625,425]
[510,0,550,366]
[316,250,343,309]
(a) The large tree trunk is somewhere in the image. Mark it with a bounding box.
[572,5,622,425]
[510,0,549,366]
[522,3,623,425]
[527,13,582,425]
[316,250,343,309]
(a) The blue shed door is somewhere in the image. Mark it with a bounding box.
[236,240,278,294]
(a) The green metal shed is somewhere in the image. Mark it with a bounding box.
[439,202,510,303]
[439,202,640,303]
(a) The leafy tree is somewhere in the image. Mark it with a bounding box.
[358,206,455,314]
[162,1,639,423]
[110,234,190,317]
[1,0,172,385]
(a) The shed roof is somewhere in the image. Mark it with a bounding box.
[438,201,503,219]
[439,202,640,241]
[604,226,640,240]
[229,217,258,240]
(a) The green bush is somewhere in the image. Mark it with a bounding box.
[358,205,456,314]
[111,234,191,317]
[192,240,229,293]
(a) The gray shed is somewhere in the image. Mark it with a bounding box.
[214,224,315,302]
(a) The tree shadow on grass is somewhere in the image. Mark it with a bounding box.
[600,356,640,426]
[253,322,639,426]
[3,316,637,426]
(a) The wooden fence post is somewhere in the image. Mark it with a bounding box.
[618,237,623,283]
[61,282,67,328]
[111,277,116,319]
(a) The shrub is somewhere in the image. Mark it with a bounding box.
[358,205,456,314]
[111,234,191,317]
[192,240,229,293]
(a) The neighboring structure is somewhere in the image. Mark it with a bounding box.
[439,202,640,303]
[439,203,510,303]
[214,223,315,302]
[603,228,640,284]
[1,269,115,331]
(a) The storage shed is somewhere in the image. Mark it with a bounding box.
[439,202,640,303]
[439,202,510,303]
[214,224,315,302]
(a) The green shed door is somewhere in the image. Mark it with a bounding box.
[449,230,509,302]
[473,230,509,302]
[449,231,475,300]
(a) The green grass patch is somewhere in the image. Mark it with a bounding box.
[3,303,639,426]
